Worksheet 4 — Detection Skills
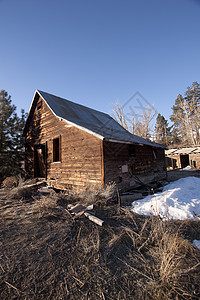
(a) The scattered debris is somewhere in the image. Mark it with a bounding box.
[84,212,104,226]
[68,203,103,225]
[9,179,47,200]
[1,176,200,299]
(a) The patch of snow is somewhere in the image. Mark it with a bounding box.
[131,177,200,220]
[193,240,200,250]
[182,165,192,170]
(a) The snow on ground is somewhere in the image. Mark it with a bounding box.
[193,240,200,250]
[182,165,192,170]
[131,177,200,220]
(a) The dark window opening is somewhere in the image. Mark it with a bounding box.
[53,137,60,162]
[129,145,136,158]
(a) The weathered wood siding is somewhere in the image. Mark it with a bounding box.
[190,153,200,169]
[166,153,200,169]
[166,154,181,169]
[25,97,103,189]
[103,141,167,190]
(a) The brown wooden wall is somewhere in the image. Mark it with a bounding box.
[190,153,200,169]
[25,97,103,189]
[166,153,200,169]
[103,141,167,190]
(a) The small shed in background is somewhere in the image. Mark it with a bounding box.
[165,147,200,169]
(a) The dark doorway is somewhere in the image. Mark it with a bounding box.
[34,144,46,178]
[180,154,189,168]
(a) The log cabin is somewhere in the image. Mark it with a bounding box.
[24,90,167,191]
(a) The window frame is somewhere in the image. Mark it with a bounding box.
[129,144,136,158]
[52,136,61,162]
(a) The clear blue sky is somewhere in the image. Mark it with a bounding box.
[1,0,200,123]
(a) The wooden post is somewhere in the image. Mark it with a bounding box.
[100,140,104,185]
[45,141,48,180]
[59,134,62,162]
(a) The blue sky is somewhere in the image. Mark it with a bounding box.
[1,0,200,124]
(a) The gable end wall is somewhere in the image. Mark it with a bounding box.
[25,97,103,189]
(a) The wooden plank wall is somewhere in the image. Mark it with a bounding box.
[166,154,181,169]
[25,97,102,190]
[166,153,200,169]
[190,153,200,169]
[103,141,167,190]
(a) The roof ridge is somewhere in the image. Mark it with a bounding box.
[37,89,111,118]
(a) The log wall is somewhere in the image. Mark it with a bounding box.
[103,141,167,190]
[25,97,102,189]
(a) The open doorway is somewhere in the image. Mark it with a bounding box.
[180,154,189,168]
[34,144,46,178]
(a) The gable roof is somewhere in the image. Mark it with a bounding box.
[165,149,178,155]
[25,90,166,149]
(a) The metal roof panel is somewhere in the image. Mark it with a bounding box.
[36,90,166,148]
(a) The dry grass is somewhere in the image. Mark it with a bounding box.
[0,181,200,299]
[1,174,24,189]
[65,182,116,207]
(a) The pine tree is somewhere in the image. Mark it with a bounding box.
[170,82,200,146]
[170,94,187,146]
[155,113,170,145]
[0,90,26,182]
[184,81,200,145]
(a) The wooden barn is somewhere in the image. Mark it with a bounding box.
[24,90,167,191]
[165,147,200,170]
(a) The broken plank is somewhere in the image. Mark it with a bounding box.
[84,212,104,226]
[69,204,86,214]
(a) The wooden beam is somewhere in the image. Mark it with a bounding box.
[100,140,104,185]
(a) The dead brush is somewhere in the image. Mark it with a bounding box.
[1,174,24,189]
[8,179,46,201]
[32,194,65,219]
[107,212,200,299]
[132,217,200,299]
[1,182,200,299]
[67,182,116,207]
[9,186,34,200]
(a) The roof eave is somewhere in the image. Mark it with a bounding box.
[23,89,40,135]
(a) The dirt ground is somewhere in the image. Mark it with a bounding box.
[167,168,200,182]
[0,174,200,299]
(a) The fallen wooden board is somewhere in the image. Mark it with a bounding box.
[67,204,103,226]
[69,204,86,214]
[84,212,104,226]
